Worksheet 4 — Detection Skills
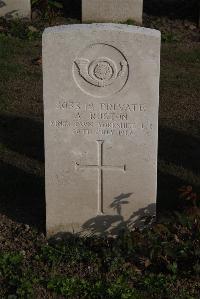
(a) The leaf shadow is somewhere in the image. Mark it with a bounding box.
[0,1,6,9]
[82,192,156,236]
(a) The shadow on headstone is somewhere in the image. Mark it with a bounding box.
[0,1,6,8]
[49,202,156,239]
[81,193,156,236]
[4,10,19,20]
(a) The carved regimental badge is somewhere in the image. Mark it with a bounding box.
[73,43,129,98]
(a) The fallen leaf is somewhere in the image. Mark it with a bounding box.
[32,56,42,65]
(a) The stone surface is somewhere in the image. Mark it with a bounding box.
[82,0,143,24]
[43,24,161,236]
[0,0,31,19]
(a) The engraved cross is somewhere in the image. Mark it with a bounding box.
[75,140,126,215]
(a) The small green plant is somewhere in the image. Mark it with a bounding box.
[4,20,40,40]
[47,276,91,297]
[0,252,23,295]
[125,19,138,25]
[179,185,199,208]
[31,0,63,25]
[0,252,23,279]
[45,0,63,25]
[31,0,41,6]
[8,20,29,39]
[0,253,36,298]
[141,273,168,293]
[16,275,36,298]
[162,31,178,43]
[107,276,140,299]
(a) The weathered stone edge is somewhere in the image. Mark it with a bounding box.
[43,23,161,38]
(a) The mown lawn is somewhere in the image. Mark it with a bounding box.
[0,17,200,298]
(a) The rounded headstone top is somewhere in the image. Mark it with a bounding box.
[43,23,161,38]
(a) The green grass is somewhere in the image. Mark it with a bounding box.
[1,213,200,298]
[0,33,42,113]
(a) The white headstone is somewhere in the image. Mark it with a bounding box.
[82,0,143,24]
[43,24,161,236]
[0,0,31,19]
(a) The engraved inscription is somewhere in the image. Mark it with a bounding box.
[57,101,146,112]
[50,101,153,137]
[75,140,126,215]
[73,44,129,98]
